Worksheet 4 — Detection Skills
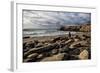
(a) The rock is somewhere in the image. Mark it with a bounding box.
[27,53,38,59]
[24,43,60,57]
[78,50,89,60]
[80,24,91,32]
[23,58,36,62]
[69,48,80,55]
[59,45,69,53]
[74,38,80,42]
[62,53,69,60]
[69,41,88,49]
[37,54,44,59]
[65,39,74,45]
[52,37,61,42]
[35,43,44,48]
[41,53,65,61]
[23,58,31,62]
[34,40,39,45]
[23,36,30,39]
[68,55,79,60]
[23,42,27,49]
[51,49,58,55]
[25,41,35,49]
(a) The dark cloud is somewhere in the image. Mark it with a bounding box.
[23,10,91,29]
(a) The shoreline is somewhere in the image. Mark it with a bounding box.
[23,32,91,62]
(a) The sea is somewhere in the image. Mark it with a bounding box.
[23,29,76,37]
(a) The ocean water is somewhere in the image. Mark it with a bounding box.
[23,29,76,37]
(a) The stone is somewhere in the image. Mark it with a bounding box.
[25,41,35,49]
[27,53,38,59]
[51,49,58,55]
[78,50,89,60]
[24,43,60,57]
[59,45,69,53]
[35,43,44,48]
[62,53,69,60]
[68,55,79,60]
[41,53,65,61]
[69,41,88,49]
[65,39,74,45]
[69,48,80,55]
[37,54,44,59]
[52,37,61,42]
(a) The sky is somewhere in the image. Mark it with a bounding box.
[23,10,91,29]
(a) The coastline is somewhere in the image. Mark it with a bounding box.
[23,32,91,62]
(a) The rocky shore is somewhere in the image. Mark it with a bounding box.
[23,31,91,62]
[59,24,91,32]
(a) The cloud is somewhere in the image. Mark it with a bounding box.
[23,10,91,29]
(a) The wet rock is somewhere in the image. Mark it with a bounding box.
[78,50,89,60]
[41,53,65,61]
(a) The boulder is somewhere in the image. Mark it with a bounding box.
[52,37,61,42]
[68,55,79,60]
[41,53,65,61]
[27,53,38,59]
[25,41,35,49]
[69,41,88,49]
[59,45,69,53]
[62,53,69,60]
[24,43,60,57]
[78,50,89,60]
[37,54,44,59]
[65,39,74,45]
[35,43,44,48]
[68,48,80,55]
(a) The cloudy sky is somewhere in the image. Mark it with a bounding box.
[23,10,91,29]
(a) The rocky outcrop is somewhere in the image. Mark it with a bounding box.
[59,24,91,32]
